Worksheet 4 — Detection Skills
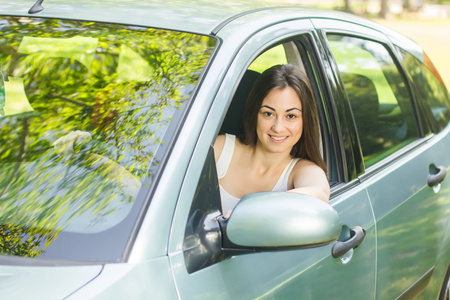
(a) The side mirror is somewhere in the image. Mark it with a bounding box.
[221,192,342,250]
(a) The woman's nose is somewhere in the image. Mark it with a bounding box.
[271,118,284,132]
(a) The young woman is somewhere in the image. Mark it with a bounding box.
[214,64,330,216]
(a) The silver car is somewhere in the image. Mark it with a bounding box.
[0,0,449,299]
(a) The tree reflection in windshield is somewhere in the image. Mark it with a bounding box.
[0,17,215,259]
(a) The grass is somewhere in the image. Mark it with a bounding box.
[372,18,450,88]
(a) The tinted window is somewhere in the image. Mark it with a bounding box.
[327,35,419,168]
[397,48,450,133]
[0,17,216,261]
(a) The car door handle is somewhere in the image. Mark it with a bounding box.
[428,165,447,187]
[331,226,365,258]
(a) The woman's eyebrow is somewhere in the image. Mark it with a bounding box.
[261,105,275,111]
[286,107,302,112]
[261,105,302,112]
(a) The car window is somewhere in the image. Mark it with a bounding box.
[0,16,216,261]
[219,42,301,137]
[218,39,330,179]
[184,37,328,272]
[327,34,420,168]
[396,48,450,134]
[247,44,289,73]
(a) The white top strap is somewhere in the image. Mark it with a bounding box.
[272,158,300,191]
[216,134,235,179]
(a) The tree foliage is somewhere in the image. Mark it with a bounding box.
[0,16,215,259]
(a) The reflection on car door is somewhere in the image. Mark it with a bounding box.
[322,23,450,299]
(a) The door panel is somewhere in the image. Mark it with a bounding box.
[314,18,450,299]
[366,134,450,299]
[169,21,376,299]
[170,182,375,299]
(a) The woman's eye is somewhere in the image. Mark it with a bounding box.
[263,111,273,117]
[287,114,297,119]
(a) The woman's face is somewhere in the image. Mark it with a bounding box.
[256,86,303,155]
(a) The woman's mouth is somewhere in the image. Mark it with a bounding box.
[269,135,288,143]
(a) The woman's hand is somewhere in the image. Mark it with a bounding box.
[223,210,233,220]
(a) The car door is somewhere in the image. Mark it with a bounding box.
[314,19,450,299]
[169,19,376,299]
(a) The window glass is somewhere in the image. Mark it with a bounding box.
[327,35,419,168]
[248,44,287,73]
[0,17,216,261]
[185,39,320,272]
[397,48,450,133]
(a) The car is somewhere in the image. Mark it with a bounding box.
[0,0,449,299]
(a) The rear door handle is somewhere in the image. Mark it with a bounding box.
[332,226,365,258]
[428,165,447,187]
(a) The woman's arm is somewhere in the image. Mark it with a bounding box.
[288,159,330,203]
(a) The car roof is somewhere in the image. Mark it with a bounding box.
[0,0,381,34]
[2,0,423,59]
[2,0,289,34]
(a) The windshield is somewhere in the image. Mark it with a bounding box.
[0,17,216,262]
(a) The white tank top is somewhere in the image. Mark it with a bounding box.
[217,134,300,213]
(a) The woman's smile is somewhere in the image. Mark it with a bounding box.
[269,135,289,143]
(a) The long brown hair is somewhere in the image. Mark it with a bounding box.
[240,64,326,173]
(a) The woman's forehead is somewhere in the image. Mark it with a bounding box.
[261,87,302,109]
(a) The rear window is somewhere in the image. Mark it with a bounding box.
[327,35,420,168]
[397,48,450,133]
[0,17,216,261]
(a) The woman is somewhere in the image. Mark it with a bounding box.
[214,64,330,216]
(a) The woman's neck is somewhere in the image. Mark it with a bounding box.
[247,143,293,174]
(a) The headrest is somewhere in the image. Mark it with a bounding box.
[219,69,260,136]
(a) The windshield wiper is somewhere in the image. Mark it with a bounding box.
[28,0,44,14]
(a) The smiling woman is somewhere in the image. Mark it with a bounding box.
[214,64,329,215]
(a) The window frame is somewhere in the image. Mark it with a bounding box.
[217,33,340,185]
[318,28,427,179]
[326,33,422,168]
[178,28,343,273]
[395,46,450,135]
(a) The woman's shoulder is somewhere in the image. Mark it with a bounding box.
[293,157,314,167]
[213,134,227,162]
[297,156,321,167]
[291,158,327,180]
[214,134,241,159]
[214,134,249,161]
[214,134,227,148]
